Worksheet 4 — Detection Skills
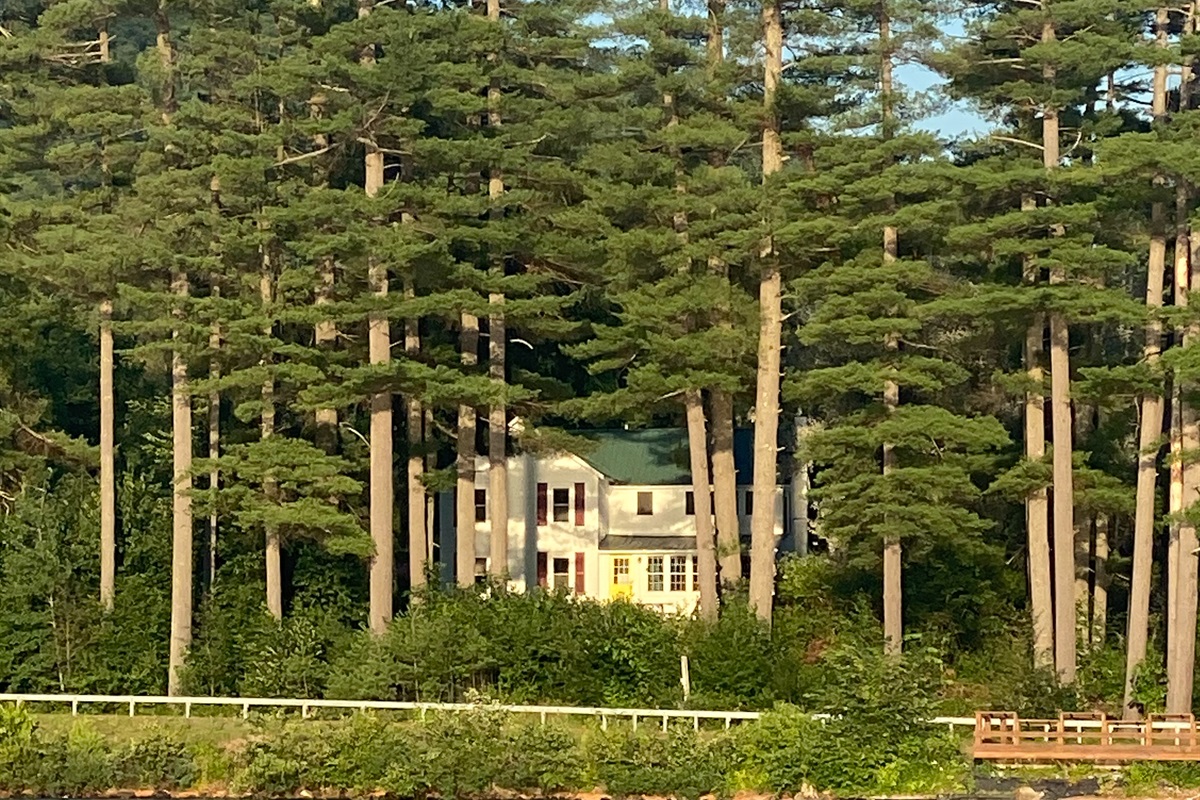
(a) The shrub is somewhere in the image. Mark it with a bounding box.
[113,735,198,789]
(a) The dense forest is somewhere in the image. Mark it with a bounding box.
[2,0,1200,716]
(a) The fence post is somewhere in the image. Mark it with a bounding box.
[71,700,78,716]
[129,700,135,718]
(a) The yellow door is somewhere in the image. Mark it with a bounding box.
[609,556,633,600]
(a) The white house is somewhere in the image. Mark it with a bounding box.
[439,428,790,614]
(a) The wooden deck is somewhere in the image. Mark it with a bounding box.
[974,711,1200,761]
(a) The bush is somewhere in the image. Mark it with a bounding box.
[585,724,734,797]
[113,735,198,789]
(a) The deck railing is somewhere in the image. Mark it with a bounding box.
[975,711,1200,761]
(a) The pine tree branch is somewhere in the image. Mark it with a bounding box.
[273,144,338,167]
[991,134,1044,151]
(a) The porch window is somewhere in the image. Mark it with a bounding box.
[613,557,631,585]
[647,556,664,591]
[670,555,687,592]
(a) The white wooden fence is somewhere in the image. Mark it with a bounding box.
[0,692,979,732]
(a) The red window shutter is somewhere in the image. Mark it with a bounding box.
[537,483,548,525]
[574,482,585,526]
[537,552,548,587]
[574,552,585,595]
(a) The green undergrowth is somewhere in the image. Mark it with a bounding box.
[0,702,970,798]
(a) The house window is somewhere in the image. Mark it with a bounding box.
[647,556,664,591]
[637,491,653,516]
[692,556,699,591]
[670,556,687,591]
[475,557,488,583]
[685,491,695,515]
[743,490,754,516]
[553,557,571,590]
[613,557,631,585]
[474,489,487,522]
[553,488,570,522]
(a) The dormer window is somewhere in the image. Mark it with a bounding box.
[637,491,653,515]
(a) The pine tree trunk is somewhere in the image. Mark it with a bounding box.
[1168,182,1197,713]
[1094,514,1109,647]
[1025,306,1053,670]
[710,390,741,584]
[488,297,507,575]
[880,1,902,655]
[660,0,718,617]
[1124,11,1170,716]
[1169,385,1183,697]
[486,0,508,578]
[1074,408,1094,649]
[99,298,116,610]
[261,240,281,621]
[312,84,337,454]
[362,0,393,634]
[705,0,739,589]
[749,0,783,622]
[1023,193,1053,670]
[706,0,724,69]
[168,267,192,697]
[314,260,337,453]
[686,390,720,621]
[207,272,220,594]
[405,283,427,591]
[457,314,479,587]
[156,2,191,698]
[97,28,116,613]
[1041,20,1075,684]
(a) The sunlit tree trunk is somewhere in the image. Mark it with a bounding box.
[1168,178,1197,712]
[156,1,191,698]
[99,297,116,610]
[486,0,508,578]
[749,0,783,622]
[880,0,901,655]
[1124,10,1170,716]
[457,314,479,587]
[261,231,281,620]
[705,0,740,589]
[406,284,427,591]
[362,0,393,634]
[98,25,116,612]
[1041,20,1075,684]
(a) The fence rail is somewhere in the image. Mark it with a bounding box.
[0,693,977,732]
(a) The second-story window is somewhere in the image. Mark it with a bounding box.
[743,489,754,516]
[637,491,653,515]
[553,488,570,522]
[474,489,487,522]
[685,491,695,515]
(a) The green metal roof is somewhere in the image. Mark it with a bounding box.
[575,428,754,485]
